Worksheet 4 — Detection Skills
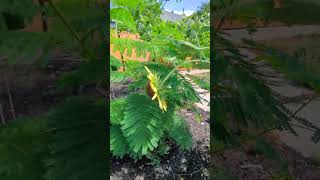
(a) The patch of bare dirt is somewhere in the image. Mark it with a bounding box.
[211,144,320,180]
[180,108,210,149]
[0,59,81,122]
[110,79,137,99]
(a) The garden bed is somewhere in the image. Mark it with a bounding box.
[0,57,97,122]
[110,81,210,179]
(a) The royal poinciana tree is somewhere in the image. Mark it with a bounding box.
[110,0,210,160]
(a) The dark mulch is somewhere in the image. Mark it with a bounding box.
[111,140,209,180]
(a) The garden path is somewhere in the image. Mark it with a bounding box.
[179,69,210,112]
[224,26,320,157]
[223,25,320,44]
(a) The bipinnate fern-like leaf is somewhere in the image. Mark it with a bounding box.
[230,65,290,129]
[244,39,320,94]
[120,93,164,156]
[111,55,122,69]
[56,58,106,92]
[129,63,201,105]
[254,137,288,168]
[0,118,47,180]
[0,1,106,66]
[44,97,107,180]
[111,37,161,59]
[0,0,39,23]
[168,114,193,150]
[110,7,136,32]
[110,97,126,125]
[311,130,320,143]
[47,0,105,31]
[0,31,49,66]
[111,0,145,9]
[110,125,129,158]
[212,35,297,144]
[172,38,209,53]
[211,97,235,143]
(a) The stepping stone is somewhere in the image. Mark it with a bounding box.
[236,46,320,157]
[278,100,320,157]
[194,88,208,94]
[196,102,210,112]
[178,69,211,112]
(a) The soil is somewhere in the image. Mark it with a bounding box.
[0,57,89,123]
[111,138,210,180]
[212,144,320,180]
[110,79,137,99]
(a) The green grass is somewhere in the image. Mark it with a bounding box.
[181,61,210,69]
[193,61,210,69]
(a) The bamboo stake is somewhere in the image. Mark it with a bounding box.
[4,73,16,120]
[116,24,126,72]
[0,103,5,125]
[39,0,48,32]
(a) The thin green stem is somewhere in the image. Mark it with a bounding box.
[81,24,103,42]
[114,24,139,78]
[48,0,95,60]
[290,97,315,118]
[48,0,81,41]
[124,61,139,79]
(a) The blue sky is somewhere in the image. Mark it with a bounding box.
[111,0,209,16]
[163,0,209,16]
